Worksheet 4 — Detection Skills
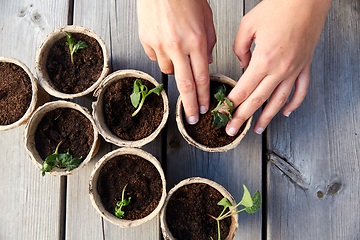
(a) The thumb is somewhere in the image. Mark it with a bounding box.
[233,17,254,69]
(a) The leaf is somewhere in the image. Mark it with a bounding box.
[132,80,163,117]
[65,156,83,172]
[148,83,164,95]
[214,85,226,102]
[211,84,233,129]
[245,191,262,213]
[239,185,253,208]
[212,111,229,129]
[41,144,82,176]
[217,197,232,208]
[115,206,125,218]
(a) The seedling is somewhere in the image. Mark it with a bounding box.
[211,85,233,129]
[65,31,88,64]
[130,79,164,117]
[41,141,82,177]
[115,184,131,218]
[208,185,262,240]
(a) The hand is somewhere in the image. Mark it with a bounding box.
[137,0,216,124]
[226,0,332,136]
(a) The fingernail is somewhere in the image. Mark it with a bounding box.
[200,106,207,114]
[239,61,243,68]
[285,111,292,117]
[187,116,198,125]
[255,127,264,134]
[227,127,238,136]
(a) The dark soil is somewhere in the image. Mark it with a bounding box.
[166,183,232,240]
[183,81,247,148]
[96,154,163,220]
[103,77,164,141]
[0,62,32,125]
[46,33,103,94]
[35,108,94,162]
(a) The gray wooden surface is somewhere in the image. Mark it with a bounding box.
[0,0,359,240]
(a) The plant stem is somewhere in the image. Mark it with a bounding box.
[132,97,145,117]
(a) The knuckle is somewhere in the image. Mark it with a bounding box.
[233,114,248,124]
[189,32,206,49]
[195,75,209,85]
[234,90,249,103]
[177,80,195,94]
[273,96,288,108]
[251,96,265,108]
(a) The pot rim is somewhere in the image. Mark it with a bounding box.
[88,147,167,227]
[0,56,40,131]
[92,69,169,148]
[34,25,110,99]
[160,177,239,240]
[23,100,100,176]
[176,73,253,152]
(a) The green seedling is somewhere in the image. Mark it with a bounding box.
[208,185,262,240]
[130,79,164,117]
[41,141,82,177]
[65,31,88,64]
[211,85,233,129]
[115,184,131,218]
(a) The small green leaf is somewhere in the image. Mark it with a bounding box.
[245,191,262,213]
[217,197,232,208]
[211,85,233,129]
[239,185,253,208]
[41,142,82,176]
[148,83,164,95]
[214,85,226,102]
[131,80,163,117]
[115,206,125,218]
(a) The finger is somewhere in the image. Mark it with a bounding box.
[233,16,254,68]
[142,44,158,62]
[226,75,279,136]
[227,62,268,108]
[190,49,210,114]
[204,19,216,64]
[283,64,310,117]
[253,76,295,134]
[150,47,174,74]
[172,54,199,124]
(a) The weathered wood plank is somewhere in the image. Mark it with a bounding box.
[267,0,360,239]
[166,1,262,239]
[66,1,163,239]
[0,1,69,239]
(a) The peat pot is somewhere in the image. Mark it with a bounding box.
[92,69,169,148]
[24,100,100,176]
[176,74,252,152]
[35,25,109,99]
[160,177,239,240]
[0,56,49,131]
[89,147,167,227]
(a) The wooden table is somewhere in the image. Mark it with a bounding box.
[0,0,359,239]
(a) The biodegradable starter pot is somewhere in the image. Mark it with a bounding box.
[89,147,167,227]
[176,74,252,152]
[35,25,109,99]
[24,100,100,176]
[0,57,49,131]
[92,69,169,148]
[160,177,239,240]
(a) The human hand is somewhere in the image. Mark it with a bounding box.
[137,0,216,124]
[226,0,332,136]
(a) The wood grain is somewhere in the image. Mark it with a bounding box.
[267,0,360,239]
[0,1,69,239]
